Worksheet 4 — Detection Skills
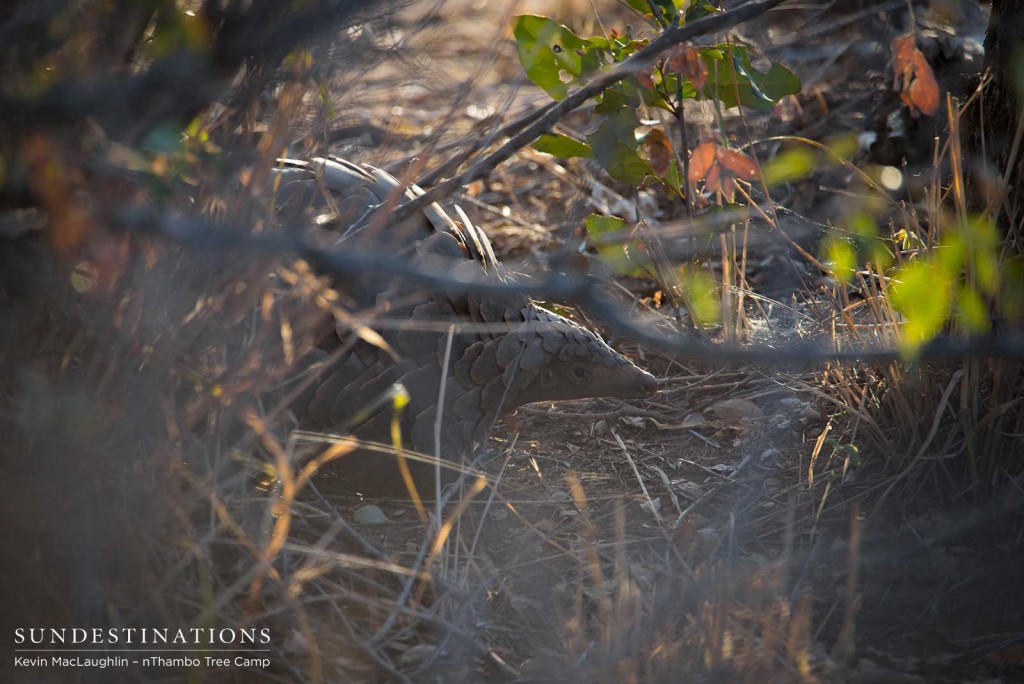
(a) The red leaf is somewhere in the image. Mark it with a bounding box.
[706,164,728,198]
[687,142,717,183]
[891,34,940,117]
[667,44,707,90]
[644,128,673,176]
[687,142,760,202]
[718,148,760,180]
[636,68,654,90]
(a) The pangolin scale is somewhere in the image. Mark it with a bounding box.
[272,157,656,492]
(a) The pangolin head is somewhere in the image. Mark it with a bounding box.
[503,306,657,409]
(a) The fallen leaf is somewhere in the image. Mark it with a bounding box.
[710,397,764,421]
[640,497,662,515]
[650,414,707,430]
[681,413,707,428]
[675,481,703,500]
[620,415,647,428]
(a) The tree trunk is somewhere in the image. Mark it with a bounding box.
[964,0,1024,233]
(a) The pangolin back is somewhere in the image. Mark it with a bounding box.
[272,157,656,492]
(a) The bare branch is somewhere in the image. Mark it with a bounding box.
[115,202,1024,366]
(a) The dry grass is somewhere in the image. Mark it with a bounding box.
[3,1,1023,683]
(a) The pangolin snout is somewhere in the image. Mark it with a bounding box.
[584,360,657,401]
[616,365,657,398]
[637,368,658,395]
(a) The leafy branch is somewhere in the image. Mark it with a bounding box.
[387,0,791,225]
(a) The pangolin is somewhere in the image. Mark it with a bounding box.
[272,157,656,492]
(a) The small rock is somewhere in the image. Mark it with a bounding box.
[353,504,389,525]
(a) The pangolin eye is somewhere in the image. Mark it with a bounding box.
[573,365,588,379]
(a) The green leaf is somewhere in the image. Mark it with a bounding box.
[955,286,990,333]
[890,260,954,352]
[584,214,629,240]
[1001,257,1024,320]
[848,212,876,238]
[659,159,682,194]
[963,214,999,250]
[937,231,966,273]
[703,45,801,110]
[604,29,648,61]
[532,133,594,159]
[639,79,672,110]
[594,82,641,114]
[844,212,889,266]
[870,242,895,269]
[679,266,720,328]
[824,237,857,285]
[642,71,698,111]
[624,0,650,15]
[973,251,999,295]
[826,133,859,162]
[585,214,647,275]
[586,107,652,184]
[684,3,719,22]
[513,15,602,100]
[731,52,774,105]
[625,0,685,23]
[761,147,816,186]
